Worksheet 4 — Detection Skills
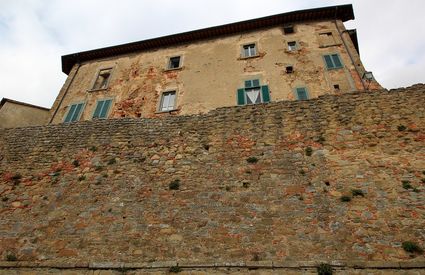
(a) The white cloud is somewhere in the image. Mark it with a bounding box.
[0,0,424,108]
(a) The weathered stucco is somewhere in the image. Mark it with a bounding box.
[0,100,50,129]
[49,20,380,124]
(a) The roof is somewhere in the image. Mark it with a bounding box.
[347,29,360,55]
[0,98,50,111]
[61,4,354,75]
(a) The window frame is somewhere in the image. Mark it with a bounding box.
[92,98,114,120]
[237,79,270,106]
[241,43,259,59]
[294,87,309,101]
[166,56,182,70]
[244,79,262,105]
[287,41,298,51]
[318,31,339,47]
[89,67,114,91]
[158,90,177,112]
[285,65,294,74]
[323,53,343,70]
[63,101,85,123]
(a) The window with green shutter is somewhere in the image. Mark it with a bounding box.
[295,87,309,100]
[323,54,343,69]
[93,99,112,119]
[237,79,270,105]
[64,102,85,123]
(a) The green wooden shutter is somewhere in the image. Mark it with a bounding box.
[332,54,342,68]
[237,88,246,105]
[296,88,308,100]
[64,104,76,122]
[261,85,270,103]
[71,103,83,122]
[324,55,333,69]
[93,101,104,118]
[100,100,111,118]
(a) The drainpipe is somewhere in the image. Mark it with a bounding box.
[49,62,81,124]
[333,9,366,91]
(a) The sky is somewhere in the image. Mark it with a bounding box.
[0,0,424,108]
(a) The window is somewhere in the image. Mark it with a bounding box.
[287,41,297,51]
[168,56,181,69]
[283,24,294,34]
[93,99,112,119]
[333,84,340,91]
[323,54,343,69]
[319,32,336,46]
[92,68,112,90]
[64,102,84,123]
[286,65,294,74]
[242,44,257,58]
[159,91,176,111]
[237,79,270,105]
[295,87,309,100]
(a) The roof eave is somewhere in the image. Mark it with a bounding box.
[62,4,354,74]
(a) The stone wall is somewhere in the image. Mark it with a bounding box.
[0,85,424,273]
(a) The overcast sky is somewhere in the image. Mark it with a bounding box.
[1,0,424,108]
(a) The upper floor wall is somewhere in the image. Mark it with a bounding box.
[49,19,381,124]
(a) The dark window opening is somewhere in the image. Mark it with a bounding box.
[333,84,340,91]
[286,66,294,74]
[287,41,297,51]
[92,68,112,90]
[168,56,181,69]
[283,24,294,34]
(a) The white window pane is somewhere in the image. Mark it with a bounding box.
[250,46,256,56]
[161,92,176,111]
[161,94,170,111]
[167,93,175,110]
[244,47,250,57]
[246,88,261,104]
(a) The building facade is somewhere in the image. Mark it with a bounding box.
[48,4,381,124]
[0,98,50,129]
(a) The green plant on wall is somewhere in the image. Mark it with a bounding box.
[305,146,313,156]
[5,253,17,261]
[351,189,365,197]
[340,195,351,202]
[402,180,413,190]
[397,125,406,131]
[169,266,182,273]
[317,263,333,275]
[169,179,180,190]
[107,158,116,165]
[402,241,423,254]
[246,156,258,164]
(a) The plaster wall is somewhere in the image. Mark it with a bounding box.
[0,102,49,129]
[49,20,379,124]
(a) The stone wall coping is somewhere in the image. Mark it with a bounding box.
[2,85,424,132]
[0,260,424,270]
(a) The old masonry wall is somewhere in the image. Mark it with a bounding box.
[0,85,424,274]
